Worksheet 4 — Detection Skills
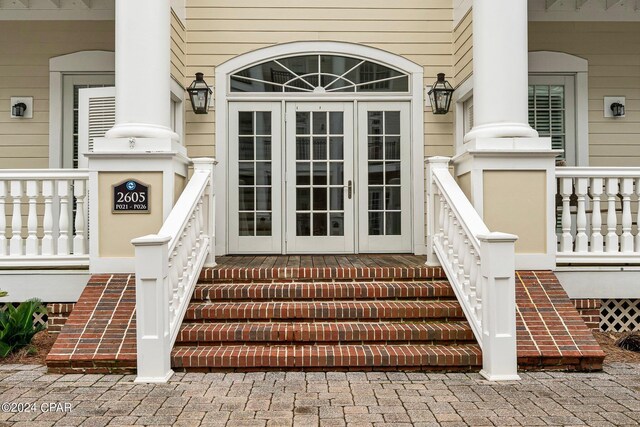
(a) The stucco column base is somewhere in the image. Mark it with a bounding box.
[453,137,560,270]
[86,137,190,273]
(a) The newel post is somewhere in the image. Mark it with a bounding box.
[131,234,173,383]
[425,157,451,265]
[192,158,217,266]
[477,232,520,381]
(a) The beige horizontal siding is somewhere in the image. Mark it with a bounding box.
[453,8,472,85]
[184,0,455,160]
[171,9,187,83]
[529,22,640,167]
[0,21,114,170]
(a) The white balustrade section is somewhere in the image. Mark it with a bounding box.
[426,157,519,381]
[132,158,216,383]
[0,170,89,267]
[556,168,640,264]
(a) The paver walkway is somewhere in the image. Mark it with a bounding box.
[1,362,638,426]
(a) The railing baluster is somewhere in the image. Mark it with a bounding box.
[10,180,23,256]
[575,177,588,252]
[605,177,619,253]
[57,180,70,256]
[437,194,445,245]
[590,177,604,252]
[620,177,633,253]
[25,180,39,256]
[560,177,573,253]
[41,180,54,256]
[73,179,87,255]
[636,178,640,253]
[0,181,6,256]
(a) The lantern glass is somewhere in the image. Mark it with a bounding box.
[187,73,212,114]
[428,73,454,115]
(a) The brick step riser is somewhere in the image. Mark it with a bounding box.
[200,267,446,283]
[184,317,467,324]
[192,287,456,302]
[171,345,482,370]
[175,340,475,346]
[192,297,458,303]
[172,366,480,373]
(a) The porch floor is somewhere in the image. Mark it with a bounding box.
[45,256,604,373]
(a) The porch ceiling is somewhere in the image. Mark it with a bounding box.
[0,0,114,20]
[530,0,640,20]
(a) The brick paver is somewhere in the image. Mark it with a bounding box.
[1,363,639,426]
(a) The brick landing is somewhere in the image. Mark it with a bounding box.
[46,267,604,374]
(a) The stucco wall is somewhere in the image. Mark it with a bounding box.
[183,0,455,160]
[0,21,114,169]
[529,22,640,167]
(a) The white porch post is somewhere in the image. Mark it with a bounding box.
[425,157,451,266]
[131,234,173,383]
[87,0,189,273]
[465,0,538,141]
[107,0,178,141]
[478,232,520,381]
[454,0,558,271]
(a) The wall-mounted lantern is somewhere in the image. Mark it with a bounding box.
[610,102,625,118]
[10,97,33,119]
[12,102,27,117]
[187,72,213,114]
[604,96,625,118]
[427,73,454,115]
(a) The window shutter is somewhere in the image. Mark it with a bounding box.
[463,97,474,135]
[77,87,115,169]
[528,84,566,160]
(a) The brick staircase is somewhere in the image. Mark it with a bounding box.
[170,259,482,371]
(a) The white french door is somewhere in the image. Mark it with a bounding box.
[227,101,411,254]
[357,102,412,252]
[228,102,282,253]
[285,103,355,253]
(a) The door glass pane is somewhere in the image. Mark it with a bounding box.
[238,111,272,236]
[367,111,402,236]
[296,109,345,236]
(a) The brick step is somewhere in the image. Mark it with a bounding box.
[176,321,475,345]
[199,265,445,283]
[192,281,455,302]
[171,344,482,370]
[184,301,464,322]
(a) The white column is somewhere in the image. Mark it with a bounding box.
[464,0,538,141]
[106,0,178,141]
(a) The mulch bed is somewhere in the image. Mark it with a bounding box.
[0,331,57,365]
[593,331,640,364]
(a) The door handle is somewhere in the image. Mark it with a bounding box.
[346,180,353,199]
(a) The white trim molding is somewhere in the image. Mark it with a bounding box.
[49,50,115,169]
[214,41,425,256]
[529,51,589,166]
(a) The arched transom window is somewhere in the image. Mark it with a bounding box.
[230,54,409,93]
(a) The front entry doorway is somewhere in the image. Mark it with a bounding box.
[228,101,411,254]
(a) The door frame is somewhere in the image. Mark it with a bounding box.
[216,42,425,256]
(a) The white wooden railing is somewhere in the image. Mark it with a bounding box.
[132,158,216,383]
[0,169,89,267]
[426,157,519,381]
[557,168,640,264]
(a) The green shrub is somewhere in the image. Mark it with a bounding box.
[0,299,47,358]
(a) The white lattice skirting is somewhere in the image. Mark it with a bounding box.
[0,303,48,327]
[600,299,640,332]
